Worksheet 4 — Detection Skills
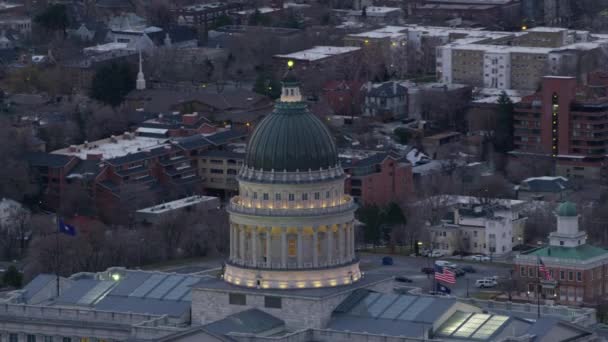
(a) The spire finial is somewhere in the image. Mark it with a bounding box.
[136,50,146,91]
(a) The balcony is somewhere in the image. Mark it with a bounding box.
[228,195,357,217]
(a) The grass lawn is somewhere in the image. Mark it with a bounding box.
[472,291,502,300]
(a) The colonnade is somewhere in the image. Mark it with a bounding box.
[229,222,356,269]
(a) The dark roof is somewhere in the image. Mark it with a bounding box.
[206,129,247,145]
[26,152,74,168]
[67,159,102,178]
[96,0,134,9]
[125,88,271,113]
[174,129,245,151]
[205,308,284,336]
[340,151,404,169]
[168,26,198,43]
[245,101,339,172]
[200,149,245,159]
[367,82,407,98]
[520,176,570,193]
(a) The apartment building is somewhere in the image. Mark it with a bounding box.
[512,76,608,181]
[427,196,527,257]
[341,151,414,206]
[437,27,608,91]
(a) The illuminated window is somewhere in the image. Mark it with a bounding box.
[288,238,296,257]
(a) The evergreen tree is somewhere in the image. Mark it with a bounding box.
[357,205,385,248]
[34,4,69,33]
[494,91,514,153]
[2,266,22,288]
[253,72,281,99]
[90,62,136,107]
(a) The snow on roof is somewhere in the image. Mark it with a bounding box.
[84,42,129,53]
[235,7,280,15]
[135,127,169,135]
[348,26,407,39]
[136,195,219,214]
[523,176,568,183]
[527,27,568,33]
[275,46,361,61]
[52,134,167,160]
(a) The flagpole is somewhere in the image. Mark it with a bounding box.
[537,257,541,319]
[55,215,60,298]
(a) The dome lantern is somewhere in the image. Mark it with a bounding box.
[280,60,302,103]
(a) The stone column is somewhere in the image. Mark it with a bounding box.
[313,228,319,267]
[327,227,334,265]
[229,223,234,260]
[251,227,258,267]
[350,222,355,260]
[344,223,350,261]
[281,227,287,268]
[338,224,344,263]
[266,229,272,268]
[297,228,303,268]
[239,225,246,263]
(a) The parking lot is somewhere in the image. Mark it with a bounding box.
[359,253,513,298]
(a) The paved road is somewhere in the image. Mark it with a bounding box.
[359,253,513,298]
[148,253,513,298]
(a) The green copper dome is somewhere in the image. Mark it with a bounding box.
[245,101,338,172]
[557,201,577,217]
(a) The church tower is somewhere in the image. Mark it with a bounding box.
[136,51,146,91]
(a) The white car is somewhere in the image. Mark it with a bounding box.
[435,260,458,269]
[470,255,491,262]
[429,251,445,258]
[475,279,497,288]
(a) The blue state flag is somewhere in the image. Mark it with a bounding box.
[436,283,452,294]
[58,219,77,236]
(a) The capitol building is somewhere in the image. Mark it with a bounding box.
[224,71,361,289]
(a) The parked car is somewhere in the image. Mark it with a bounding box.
[435,260,458,268]
[382,256,394,265]
[421,267,435,274]
[461,265,476,273]
[475,278,497,288]
[395,276,413,283]
[452,268,466,277]
[429,250,444,258]
[470,255,491,262]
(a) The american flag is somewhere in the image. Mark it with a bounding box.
[538,257,552,281]
[434,264,456,284]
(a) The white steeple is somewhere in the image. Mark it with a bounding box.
[136,50,146,91]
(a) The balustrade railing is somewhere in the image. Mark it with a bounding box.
[228,196,356,216]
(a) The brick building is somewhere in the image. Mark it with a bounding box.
[27,129,247,223]
[515,202,608,306]
[512,76,608,181]
[341,151,413,206]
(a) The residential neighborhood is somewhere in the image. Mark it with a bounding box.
[2,0,608,341]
